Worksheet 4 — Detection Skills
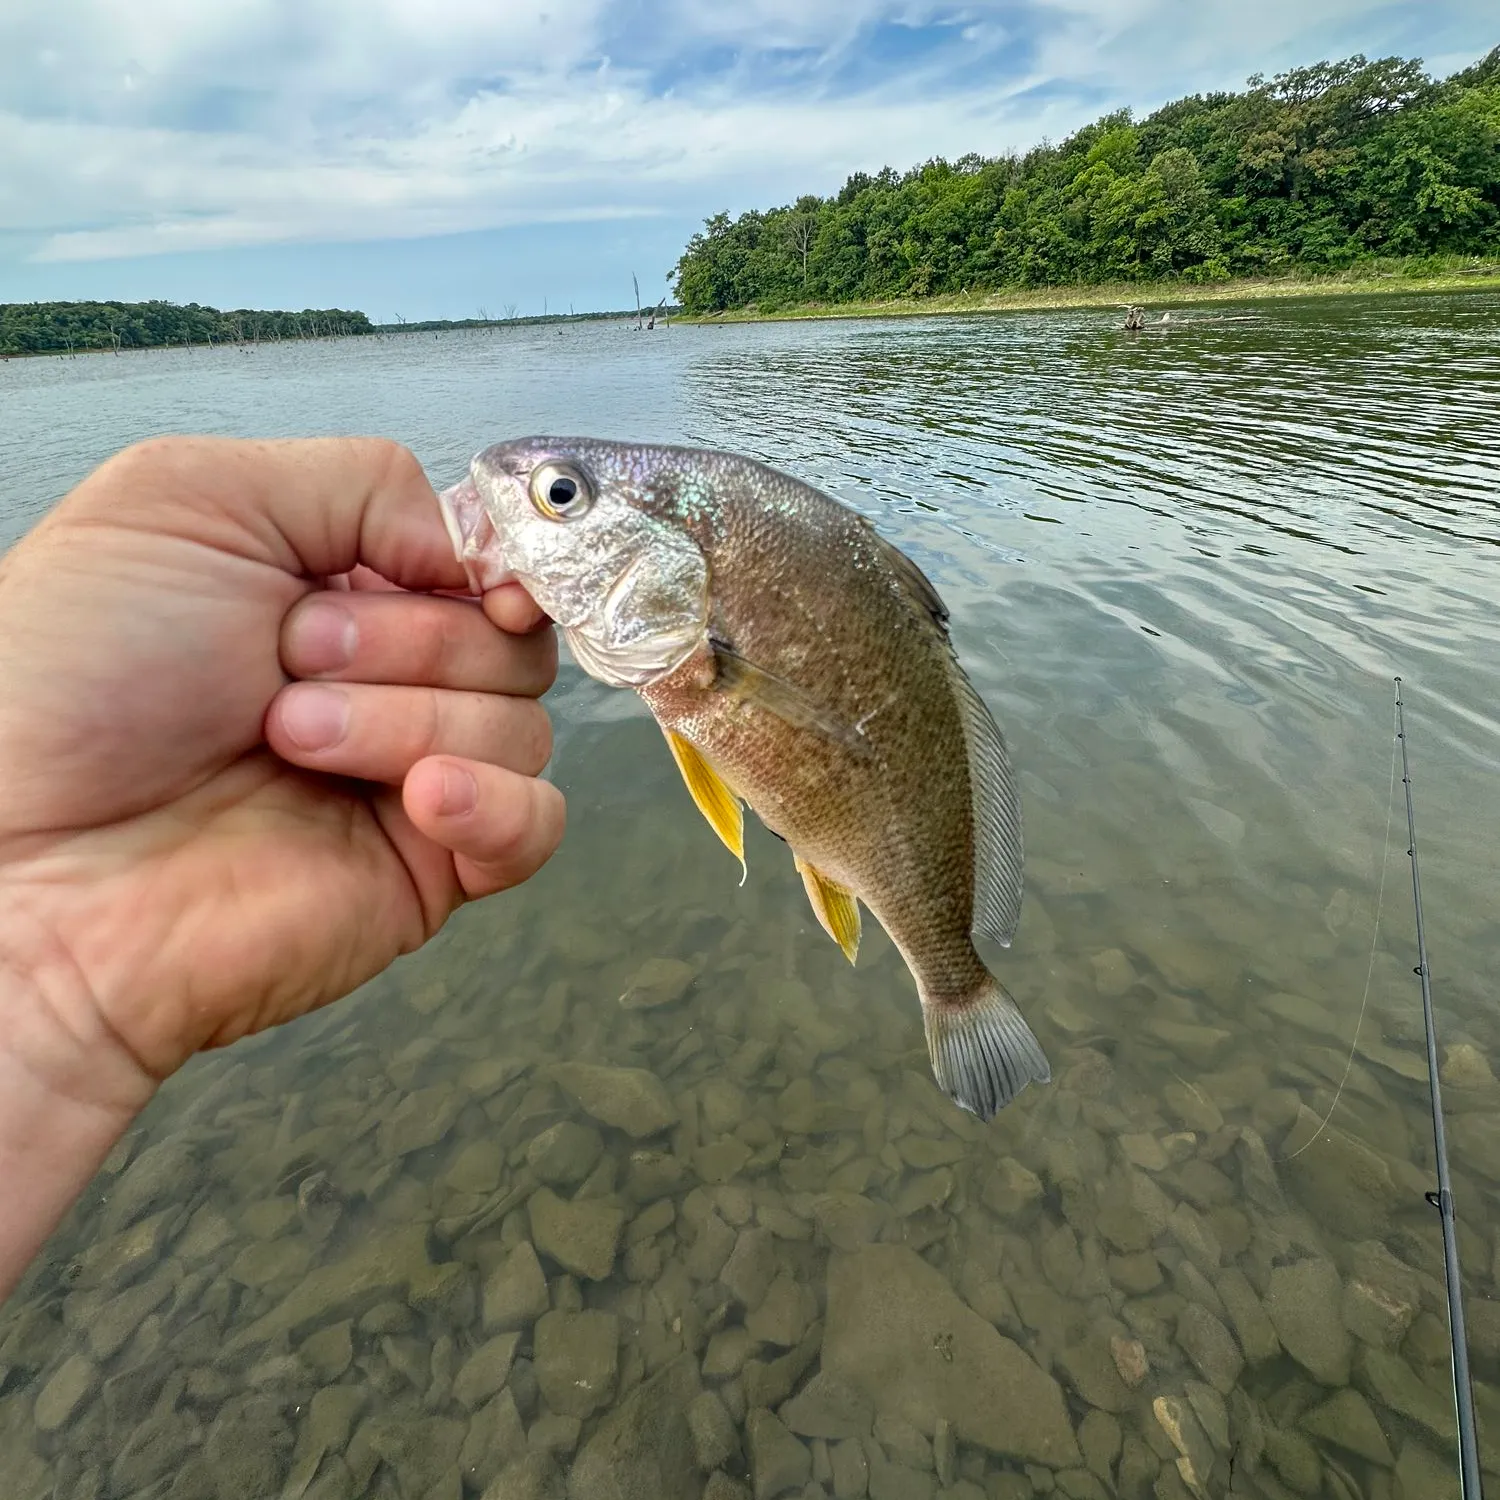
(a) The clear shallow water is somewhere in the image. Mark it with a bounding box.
[1,297,1498,1500]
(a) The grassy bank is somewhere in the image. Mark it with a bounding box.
[678,261,1500,325]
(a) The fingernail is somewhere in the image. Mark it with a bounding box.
[438,763,477,817]
[280,686,350,750]
[290,601,357,673]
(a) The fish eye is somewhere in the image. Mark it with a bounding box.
[528,460,593,521]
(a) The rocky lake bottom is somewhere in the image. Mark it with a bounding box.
[3,855,1497,1500]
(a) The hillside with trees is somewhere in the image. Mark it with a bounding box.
[673,47,1500,314]
[0,301,374,357]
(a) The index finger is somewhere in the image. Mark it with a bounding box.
[344,563,550,635]
[68,436,474,595]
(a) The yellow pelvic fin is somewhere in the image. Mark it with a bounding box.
[794,856,862,965]
[664,731,746,885]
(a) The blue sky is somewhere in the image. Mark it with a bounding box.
[0,1,1492,321]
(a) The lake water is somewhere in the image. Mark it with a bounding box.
[2,296,1499,1500]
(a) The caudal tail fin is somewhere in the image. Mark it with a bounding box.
[923,975,1050,1120]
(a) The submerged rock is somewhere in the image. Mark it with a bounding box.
[1078,1409,1122,1485]
[747,1273,810,1350]
[1264,1425,1322,1495]
[830,1437,869,1500]
[534,1309,619,1419]
[1056,1341,1130,1414]
[1343,1277,1418,1349]
[780,1372,874,1440]
[72,1208,180,1293]
[1214,1265,1280,1365]
[1300,1387,1394,1468]
[823,1245,1080,1468]
[453,1333,521,1411]
[1393,1436,1462,1499]
[747,1408,811,1499]
[1282,1111,1397,1240]
[483,1452,565,1500]
[528,1189,623,1282]
[812,1193,889,1250]
[1153,1395,1215,1497]
[525,1123,603,1187]
[702,1476,752,1500]
[1357,1348,1458,1448]
[1441,1042,1493,1089]
[100,1139,200,1233]
[1109,1336,1149,1390]
[34,1353,99,1434]
[721,1227,777,1311]
[1176,1303,1243,1396]
[703,1327,753,1381]
[378,1084,463,1158]
[228,1225,432,1348]
[483,1242,551,1333]
[446,1139,505,1196]
[980,1159,1043,1218]
[551,1063,677,1138]
[688,1390,741,1472]
[619,956,698,1009]
[568,1352,701,1500]
[1266,1260,1350,1386]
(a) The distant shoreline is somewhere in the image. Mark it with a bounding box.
[0,305,681,361]
[0,333,371,362]
[675,267,1500,326]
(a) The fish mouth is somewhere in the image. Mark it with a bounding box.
[436,474,516,593]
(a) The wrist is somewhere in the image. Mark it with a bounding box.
[0,938,157,1303]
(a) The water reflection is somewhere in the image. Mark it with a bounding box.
[2,294,1499,1499]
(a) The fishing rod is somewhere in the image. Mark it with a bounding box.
[1395,677,1483,1500]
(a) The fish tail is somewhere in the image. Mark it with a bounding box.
[922,974,1050,1121]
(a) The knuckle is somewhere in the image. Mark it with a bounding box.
[516,701,553,773]
[437,602,476,682]
[409,602,455,683]
[369,438,426,493]
[416,687,445,758]
[531,630,560,691]
[481,779,563,886]
[486,789,532,865]
[101,435,194,486]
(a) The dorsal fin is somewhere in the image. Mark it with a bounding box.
[870,525,1021,945]
[868,529,950,630]
[950,667,1024,946]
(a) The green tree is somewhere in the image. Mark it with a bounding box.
[671,45,1500,313]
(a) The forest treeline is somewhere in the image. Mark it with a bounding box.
[0,301,374,357]
[673,47,1500,313]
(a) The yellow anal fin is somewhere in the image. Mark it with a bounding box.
[795,856,862,965]
[665,731,746,885]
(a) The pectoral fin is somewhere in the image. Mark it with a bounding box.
[794,855,862,964]
[664,731,746,884]
[710,638,868,754]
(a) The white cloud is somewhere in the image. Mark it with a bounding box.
[0,0,1492,264]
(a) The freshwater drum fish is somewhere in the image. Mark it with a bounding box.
[437,438,1051,1119]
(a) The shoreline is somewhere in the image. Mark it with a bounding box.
[0,311,665,362]
[676,266,1500,325]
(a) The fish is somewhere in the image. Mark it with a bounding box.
[437,438,1050,1119]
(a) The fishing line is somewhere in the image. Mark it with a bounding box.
[1275,685,1399,1162]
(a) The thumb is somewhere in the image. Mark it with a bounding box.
[62,436,473,594]
[402,756,567,898]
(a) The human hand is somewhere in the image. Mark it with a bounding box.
[0,436,565,1117]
